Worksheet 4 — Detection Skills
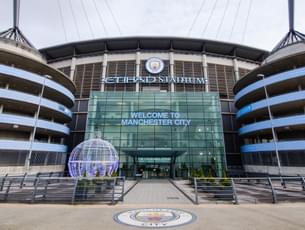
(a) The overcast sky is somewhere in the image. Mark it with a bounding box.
[1,0,305,51]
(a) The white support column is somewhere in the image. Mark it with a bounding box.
[169,52,175,92]
[233,58,240,81]
[136,51,141,92]
[69,56,76,81]
[29,110,38,142]
[202,54,209,92]
[101,53,108,92]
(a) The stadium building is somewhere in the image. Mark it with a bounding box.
[234,0,305,176]
[234,31,305,176]
[0,37,75,175]
[40,37,267,178]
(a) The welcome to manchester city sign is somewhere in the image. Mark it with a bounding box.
[102,76,208,84]
[121,112,191,126]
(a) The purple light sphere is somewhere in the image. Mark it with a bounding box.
[68,138,119,177]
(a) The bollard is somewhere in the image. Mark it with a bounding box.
[194,178,198,205]
[301,177,305,191]
[71,178,79,205]
[0,173,8,191]
[231,178,239,205]
[20,172,27,189]
[4,179,13,201]
[268,177,277,204]
[111,178,116,205]
[120,177,125,202]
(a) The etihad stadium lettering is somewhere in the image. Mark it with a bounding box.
[102,76,207,84]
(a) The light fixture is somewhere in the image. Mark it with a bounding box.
[13,124,19,128]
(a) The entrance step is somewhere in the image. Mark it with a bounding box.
[123,179,192,204]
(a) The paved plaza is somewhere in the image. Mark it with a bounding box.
[124,179,191,204]
[0,203,305,230]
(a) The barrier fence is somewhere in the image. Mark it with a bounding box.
[191,176,305,204]
[0,174,125,204]
[1,174,305,205]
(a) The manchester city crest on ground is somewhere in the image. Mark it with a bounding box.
[145,57,164,74]
[113,208,196,228]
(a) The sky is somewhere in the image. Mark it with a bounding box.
[0,0,305,51]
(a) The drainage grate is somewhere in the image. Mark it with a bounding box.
[167,197,180,200]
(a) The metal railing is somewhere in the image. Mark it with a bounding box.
[191,176,305,205]
[0,175,125,205]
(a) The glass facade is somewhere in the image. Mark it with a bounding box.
[85,91,226,178]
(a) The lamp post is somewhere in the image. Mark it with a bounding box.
[257,74,285,186]
[25,75,51,171]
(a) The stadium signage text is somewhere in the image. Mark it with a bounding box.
[121,112,191,126]
[102,76,208,84]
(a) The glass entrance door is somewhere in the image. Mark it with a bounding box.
[136,157,171,179]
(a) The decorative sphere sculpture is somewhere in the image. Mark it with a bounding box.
[68,138,119,177]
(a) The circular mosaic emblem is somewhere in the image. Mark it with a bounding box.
[145,57,164,74]
[113,208,196,228]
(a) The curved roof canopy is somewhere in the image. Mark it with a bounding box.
[39,37,268,63]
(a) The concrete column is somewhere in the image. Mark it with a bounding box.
[233,58,240,81]
[136,51,141,92]
[29,111,39,142]
[44,152,49,165]
[202,54,209,92]
[69,56,76,81]
[169,52,175,92]
[101,53,108,92]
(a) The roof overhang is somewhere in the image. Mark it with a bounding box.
[39,36,268,63]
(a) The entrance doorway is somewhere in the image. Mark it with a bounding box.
[136,157,173,179]
[137,163,170,179]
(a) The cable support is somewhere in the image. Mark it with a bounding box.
[241,0,253,43]
[92,0,108,36]
[57,0,68,42]
[105,0,122,35]
[69,0,81,40]
[201,0,219,37]
[215,0,230,39]
[80,0,95,38]
[187,0,206,36]
[229,0,242,41]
